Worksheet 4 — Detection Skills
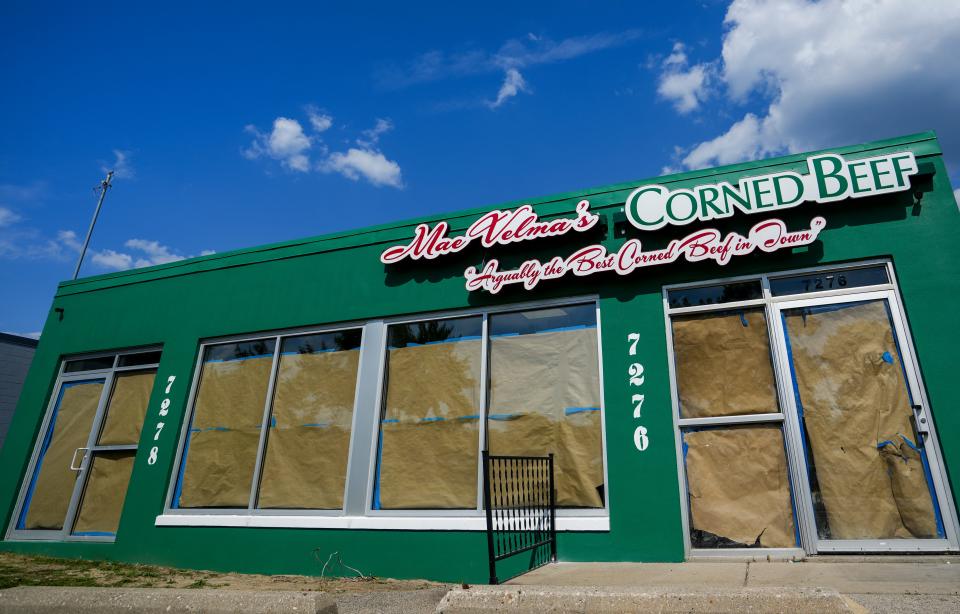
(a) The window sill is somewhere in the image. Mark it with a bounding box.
[154,514,609,532]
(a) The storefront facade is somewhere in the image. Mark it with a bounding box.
[1,132,958,581]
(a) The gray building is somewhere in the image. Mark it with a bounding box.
[0,333,37,450]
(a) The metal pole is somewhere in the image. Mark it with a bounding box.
[72,171,113,280]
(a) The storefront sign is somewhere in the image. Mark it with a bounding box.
[463,217,826,294]
[380,200,599,264]
[624,152,917,231]
[380,150,915,294]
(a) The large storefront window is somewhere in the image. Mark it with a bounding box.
[666,262,952,553]
[174,329,362,510]
[373,316,483,510]
[487,304,604,508]
[10,349,160,541]
[166,299,607,521]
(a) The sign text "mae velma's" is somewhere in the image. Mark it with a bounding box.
[625,152,918,231]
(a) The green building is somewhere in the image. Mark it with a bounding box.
[1,132,958,582]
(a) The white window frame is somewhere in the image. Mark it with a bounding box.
[158,294,610,532]
[663,259,960,557]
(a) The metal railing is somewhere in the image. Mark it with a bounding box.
[482,451,556,585]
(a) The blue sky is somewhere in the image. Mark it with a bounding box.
[2,0,959,336]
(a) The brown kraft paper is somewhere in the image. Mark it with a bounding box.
[685,425,796,547]
[488,328,604,508]
[98,371,156,446]
[785,300,937,539]
[257,345,360,509]
[378,339,482,509]
[24,381,104,530]
[72,452,136,535]
[672,310,778,418]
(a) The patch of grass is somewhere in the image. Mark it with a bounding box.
[185,578,208,589]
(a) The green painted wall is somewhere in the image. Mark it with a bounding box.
[1,132,957,582]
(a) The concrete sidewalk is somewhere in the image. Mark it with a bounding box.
[443,557,960,613]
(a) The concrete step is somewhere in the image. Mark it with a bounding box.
[436,585,859,613]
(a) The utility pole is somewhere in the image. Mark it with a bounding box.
[73,171,113,280]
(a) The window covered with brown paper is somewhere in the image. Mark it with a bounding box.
[672,310,779,418]
[487,304,604,508]
[98,371,156,445]
[177,339,275,508]
[72,452,135,535]
[22,380,104,530]
[784,300,940,540]
[375,317,482,509]
[684,425,797,548]
[258,330,362,509]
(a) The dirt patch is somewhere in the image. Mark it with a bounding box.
[0,551,448,593]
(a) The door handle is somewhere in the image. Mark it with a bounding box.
[910,404,929,447]
[69,447,89,471]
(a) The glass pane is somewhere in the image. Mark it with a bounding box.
[72,451,135,536]
[175,339,276,508]
[488,304,604,508]
[98,370,156,445]
[770,266,888,296]
[783,300,943,540]
[117,351,162,367]
[64,356,114,373]
[671,309,779,418]
[18,380,105,530]
[668,281,763,309]
[683,425,797,548]
[374,316,482,509]
[257,330,362,509]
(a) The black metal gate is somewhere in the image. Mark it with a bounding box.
[482,451,557,585]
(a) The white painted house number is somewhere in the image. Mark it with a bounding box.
[147,375,176,466]
[627,333,649,452]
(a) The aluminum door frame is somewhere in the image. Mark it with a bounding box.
[769,289,960,553]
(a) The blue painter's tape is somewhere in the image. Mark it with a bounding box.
[882,351,894,364]
[372,433,384,510]
[420,417,444,422]
[72,531,116,537]
[565,407,601,415]
[302,422,329,428]
[458,414,480,420]
[382,418,399,424]
[488,413,519,421]
[897,434,946,537]
[739,312,749,327]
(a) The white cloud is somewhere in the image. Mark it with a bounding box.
[0,206,21,227]
[320,148,404,189]
[87,238,216,271]
[676,0,960,170]
[657,43,710,114]
[488,68,530,109]
[91,249,133,270]
[244,117,313,172]
[102,149,134,179]
[306,106,333,132]
[245,112,404,188]
[379,29,641,109]
[357,118,393,148]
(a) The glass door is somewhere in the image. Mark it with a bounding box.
[772,291,951,552]
[9,350,159,541]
